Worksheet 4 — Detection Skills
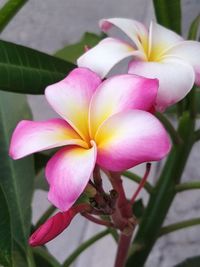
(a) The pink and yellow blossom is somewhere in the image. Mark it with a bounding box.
[78,18,200,111]
[9,68,171,212]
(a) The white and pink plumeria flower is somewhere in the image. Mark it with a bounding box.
[9,68,171,212]
[78,18,200,111]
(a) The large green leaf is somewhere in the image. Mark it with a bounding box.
[0,185,12,267]
[153,0,181,34]
[0,40,75,94]
[35,169,48,191]
[174,256,200,267]
[32,247,61,267]
[55,32,105,63]
[188,14,200,40]
[132,199,145,220]
[0,91,35,266]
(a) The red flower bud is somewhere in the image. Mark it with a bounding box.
[29,209,76,246]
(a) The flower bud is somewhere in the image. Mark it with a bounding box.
[29,209,76,246]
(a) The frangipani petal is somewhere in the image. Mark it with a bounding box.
[89,74,158,137]
[148,21,183,60]
[128,58,195,111]
[164,41,200,85]
[77,37,143,78]
[9,119,86,159]
[46,143,97,211]
[95,110,171,171]
[99,18,148,53]
[45,68,101,141]
[29,209,76,246]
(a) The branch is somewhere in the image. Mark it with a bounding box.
[156,112,182,145]
[159,218,200,237]
[122,171,153,194]
[114,233,133,267]
[81,213,114,228]
[175,181,200,192]
[63,229,110,267]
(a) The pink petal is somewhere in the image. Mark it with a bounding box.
[46,143,97,211]
[100,18,148,53]
[45,68,101,141]
[9,118,86,159]
[164,41,200,86]
[95,110,171,171]
[148,21,183,60]
[29,209,76,246]
[77,37,143,78]
[89,74,158,138]
[128,58,195,111]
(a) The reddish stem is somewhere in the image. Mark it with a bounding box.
[82,213,115,228]
[114,233,133,267]
[108,172,127,209]
[108,172,135,266]
[73,203,92,214]
[93,165,104,193]
[131,163,151,204]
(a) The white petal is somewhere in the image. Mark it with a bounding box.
[164,41,200,85]
[99,18,148,53]
[77,37,143,78]
[148,21,183,60]
[129,58,195,111]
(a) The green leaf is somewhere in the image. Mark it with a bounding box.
[174,256,200,267]
[0,91,35,265]
[132,199,145,220]
[194,86,200,115]
[32,247,61,267]
[188,14,200,40]
[35,169,49,191]
[34,152,51,174]
[153,0,182,34]
[12,240,34,267]
[0,40,75,94]
[55,32,105,63]
[0,0,27,33]
[0,185,12,267]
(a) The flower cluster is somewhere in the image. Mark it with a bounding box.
[9,17,200,246]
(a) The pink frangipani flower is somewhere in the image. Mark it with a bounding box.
[78,18,200,111]
[9,68,171,211]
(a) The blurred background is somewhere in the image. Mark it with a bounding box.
[0,0,200,266]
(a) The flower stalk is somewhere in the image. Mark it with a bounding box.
[130,163,151,204]
[108,172,137,267]
[123,171,153,194]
